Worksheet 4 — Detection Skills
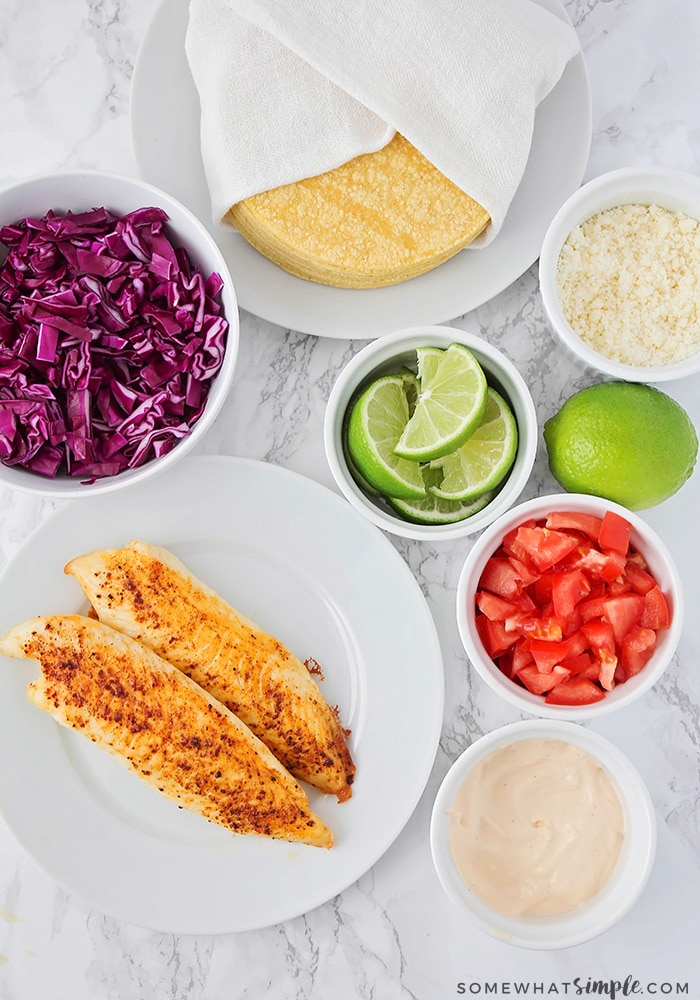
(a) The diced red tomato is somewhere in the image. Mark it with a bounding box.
[496,649,516,679]
[624,560,657,595]
[551,568,591,620]
[509,557,540,588]
[511,638,534,673]
[581,617,616,653]
[561,607,584,638]
[599,594,646,643]
[479,556,533,598]
[473,509,671,706]
[533,571,553,606]
[476,591,526,622]
[513,616,563,642]
[598,509,632,554]
[545,511,603,539]
[640,585,670,630]
[475,615,515,658]
[560,629,589,660]
[597,549,628,583]
[596,647,618,691]
[512,526,579,571]
[517,664,570,695]
[501,520,536,556]
[545,677,607,706]
[578,595,608,623]
[563,651,596,679]
[605,575,632,595]
[566,544,626,583]
[528,632,587,672]
[619,625,657,678]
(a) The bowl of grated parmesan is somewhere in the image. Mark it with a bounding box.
[539,166,700,381]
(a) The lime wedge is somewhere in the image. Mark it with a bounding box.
[394,343,488,462]
[389,489,496,525]
[398,367,420,414]
[415,346,445,386]
[345,374,427,500]
[429,388,518,501]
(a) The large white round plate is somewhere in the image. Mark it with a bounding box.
[0,456,443,934]
[130,0,591,339]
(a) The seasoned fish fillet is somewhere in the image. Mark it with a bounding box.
[65,541,356,802]
[0,615,333,848]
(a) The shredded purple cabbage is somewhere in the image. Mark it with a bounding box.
[0,205,229,482]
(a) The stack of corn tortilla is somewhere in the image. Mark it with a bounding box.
[227,133,491,289]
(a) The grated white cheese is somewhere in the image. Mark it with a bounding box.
[556,203,700,367]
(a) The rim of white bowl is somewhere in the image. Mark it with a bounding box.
[323,325,538,541]
[0,169,240,498]
[430,718,657,950]
[455,492,684,719]
[539,165,700,382]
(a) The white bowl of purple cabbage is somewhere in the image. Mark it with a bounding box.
[0,170,239,496]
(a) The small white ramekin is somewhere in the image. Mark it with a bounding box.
[539,166,700,381]
[0,170,239,498]
[323,325,538,541]
[430,719,657,949]
[456,492,683,719]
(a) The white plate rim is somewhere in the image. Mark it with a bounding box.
[129,0,592,339]
[0,456,444,934]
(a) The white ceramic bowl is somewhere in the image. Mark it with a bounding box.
[430,719,657,949]
[0,170,239,497]
[323,326,538,541]
[456,492,683,719]
[539,166,700,381]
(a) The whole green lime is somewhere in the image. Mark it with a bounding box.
[543,381,698,510]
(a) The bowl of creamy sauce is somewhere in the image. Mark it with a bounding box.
[430,720,656,949]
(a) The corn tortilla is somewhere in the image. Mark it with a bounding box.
[226,134,490,288]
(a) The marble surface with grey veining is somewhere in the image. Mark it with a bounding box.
[0,1,699,997]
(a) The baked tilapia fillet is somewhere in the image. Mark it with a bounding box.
[65,541,356,802]
[0,615,333,848]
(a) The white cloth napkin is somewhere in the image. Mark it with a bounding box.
[185,0,580,244]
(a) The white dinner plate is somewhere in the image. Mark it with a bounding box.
[130,0,592,339]
[0,456,444,934]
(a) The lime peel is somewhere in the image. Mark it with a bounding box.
[389,489,497,525]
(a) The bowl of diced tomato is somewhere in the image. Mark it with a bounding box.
[456,493,683,718]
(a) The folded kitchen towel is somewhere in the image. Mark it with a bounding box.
[185,0,580,243]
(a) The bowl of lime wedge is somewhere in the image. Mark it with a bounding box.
[323,326,538,540]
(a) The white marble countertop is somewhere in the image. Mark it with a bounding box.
[1,1,699,997]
